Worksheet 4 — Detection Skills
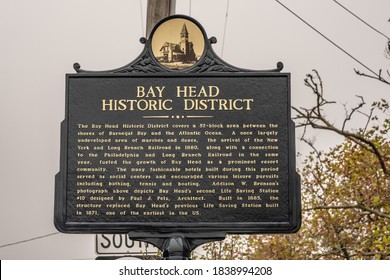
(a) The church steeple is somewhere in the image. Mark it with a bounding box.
[180,23,189,37]
[180,23,189,55]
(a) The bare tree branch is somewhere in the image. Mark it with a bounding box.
[300,137,321,157]
[293,70,389,176]
[304,204,390,219]
[354,68,390,85]
[304,204,360,211]
[357,107,375,133]
[342,96,365,131]
[358,204,390,219]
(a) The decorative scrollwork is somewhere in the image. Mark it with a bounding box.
[73,35,283,74]
[189,49,239,73]
[115,53,165,74]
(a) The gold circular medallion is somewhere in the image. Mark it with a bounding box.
[151,17,206,70]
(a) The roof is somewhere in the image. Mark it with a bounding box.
[160,42,183,53]
[180,23,189,36]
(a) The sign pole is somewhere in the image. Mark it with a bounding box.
[147,0,203,260]
[146,0,176,37]
[162,235,191,260]
[147,0,216,260]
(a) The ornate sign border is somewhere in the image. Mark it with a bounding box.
[55,15,300,236]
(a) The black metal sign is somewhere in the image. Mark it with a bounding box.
[55,15,300,236]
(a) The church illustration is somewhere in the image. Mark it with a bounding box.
[157,23,197,64]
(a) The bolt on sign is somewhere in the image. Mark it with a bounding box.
[55,15,301,236]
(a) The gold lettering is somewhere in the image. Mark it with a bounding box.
[183,98,254,111]
[137,86,166,98]
[73,119,283,221]
[102,99,114,111]
[176,85,220,98]
[101,99,172,111]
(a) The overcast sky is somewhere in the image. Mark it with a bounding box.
[0,0,389,259]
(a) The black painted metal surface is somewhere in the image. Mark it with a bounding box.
[54,15,301,243]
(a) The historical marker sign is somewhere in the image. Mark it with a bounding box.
[55,15,300,236]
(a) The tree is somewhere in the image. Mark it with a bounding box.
[200,70,390,260]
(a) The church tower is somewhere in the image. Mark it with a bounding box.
[180,23,189,55]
